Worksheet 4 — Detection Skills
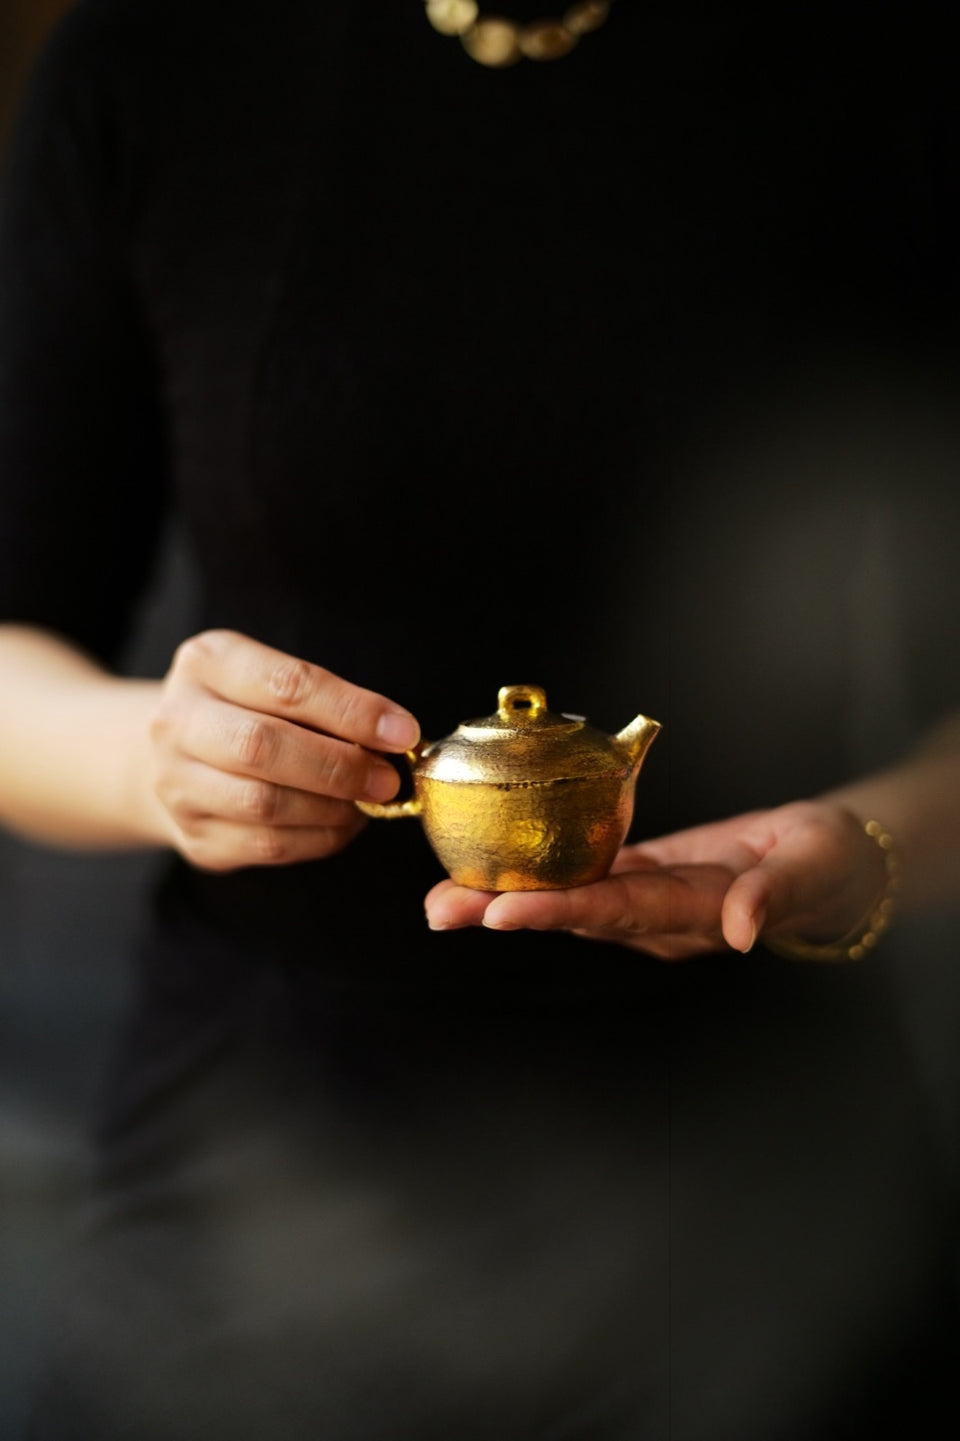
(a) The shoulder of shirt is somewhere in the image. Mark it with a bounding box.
[4,0,276,237]
[29,0,276,100]
[14,0,290,184]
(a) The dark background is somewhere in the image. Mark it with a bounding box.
[0,12,198,1427]
[0,527,197,1433]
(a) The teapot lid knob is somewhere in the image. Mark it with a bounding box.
[497,684,547,723]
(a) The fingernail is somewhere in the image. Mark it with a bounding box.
[427,919,451,932]
[376,710,420,749]
[363,762,399,802]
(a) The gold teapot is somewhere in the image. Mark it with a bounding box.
[358,684,660,891]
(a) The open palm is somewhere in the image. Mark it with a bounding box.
[424,801,887,961]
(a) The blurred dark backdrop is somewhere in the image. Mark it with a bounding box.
[0,0,72,139]
[0,9,199,1428]
[2,4,959,1435]
[0,530,197,1432]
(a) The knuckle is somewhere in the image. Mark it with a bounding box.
[646,939,684,961]
[159,778,195,823]
[312,829,339,860]
[148,704,174,749]
[150,763,171,804]
[153,765,194,821]
[178,833,230,873]
[177,809,205,839]
[170,629,238,679]
[149,685,186,737]
[249,828,287,866]
[239,779,280,824]
[267,657,314,708]
[320,745,362,797]
[330,684,370,739]
[233,716,276,771]
[170,632,212,677]
[607,878,640,932]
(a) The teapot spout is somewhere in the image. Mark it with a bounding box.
[614,714,662,773]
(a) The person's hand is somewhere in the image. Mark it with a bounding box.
[424,801,888,960]
[145,630,419,871]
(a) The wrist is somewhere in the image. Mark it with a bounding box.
[112,680,175,847]
[763,818,900,962]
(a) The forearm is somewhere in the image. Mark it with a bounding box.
[823,714,960,914]
[0,624,166,849]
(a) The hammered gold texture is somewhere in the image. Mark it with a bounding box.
[356,685,660,891]
[417,773,635,890]
[421,720,628,784]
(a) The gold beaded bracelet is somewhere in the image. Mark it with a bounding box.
[425,0,614,68]
[762,820,900,963]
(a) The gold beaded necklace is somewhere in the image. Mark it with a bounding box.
[424,0,614,68]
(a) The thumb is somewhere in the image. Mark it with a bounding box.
[720,816,854,953]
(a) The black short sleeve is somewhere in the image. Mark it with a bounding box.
[0,5,168,666]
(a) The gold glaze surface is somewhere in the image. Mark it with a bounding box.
[358,685,660,890]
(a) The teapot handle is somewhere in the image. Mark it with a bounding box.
[355,743,427,819]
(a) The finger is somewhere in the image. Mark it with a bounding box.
[482,864,733,937]
[172,630,420,752]
[176,821,365,872]
[720,813,867,952]
[608,849,664,875]
[616,812,769,871]
[173,694,402,802]
[424,880,498,930]
[163,761,364,829]
[572,928,727,961]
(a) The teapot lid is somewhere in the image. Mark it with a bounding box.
[416,685,630,785]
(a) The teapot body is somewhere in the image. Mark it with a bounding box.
[358,685,660,892]
[416,767,637,891]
